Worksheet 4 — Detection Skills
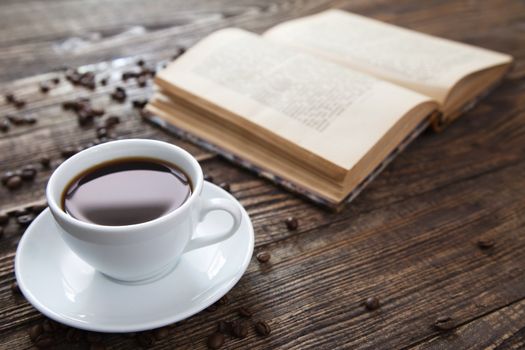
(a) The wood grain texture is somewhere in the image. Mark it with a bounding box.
[0,0,524,349]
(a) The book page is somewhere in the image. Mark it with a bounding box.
[156,28,435,171]
[263,10,512,103]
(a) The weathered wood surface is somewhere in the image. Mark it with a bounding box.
[0,0,524,349]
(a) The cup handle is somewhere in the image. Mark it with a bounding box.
[184,198,242,253]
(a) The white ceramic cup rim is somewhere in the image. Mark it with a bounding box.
[46,139,203,234]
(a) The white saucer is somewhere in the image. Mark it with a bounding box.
[15,181,254,333]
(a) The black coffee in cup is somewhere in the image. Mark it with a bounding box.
[62,158,192,226]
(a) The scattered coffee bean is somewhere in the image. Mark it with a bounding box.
[434,316,455,331]
[52,77,60,85]
[6,114,25,126]
[29,324,43,341]
[217,320,233,335]
[285,216,298,231]
[0,212,9,225]
[105,115,121,128]
[137,59,145,67]
[111,86,127,102]
[5,93,15,103]
[477,238,495,249]
[11,208,28,217]
[34,334,54,348]
[204,174,214,183]
[365,296,380,311]
[39,82,50,93]
[172,47,186,60]
[24,115,37,124]
[96,127,108,139]
[238,306,253,318]
[10,281,21,295]
[132,99,148,109]
[122,71,138,81]
[14,99,26,109]
[137,75,147,87]
[61,146,77,159]
[232,320,249,339]
[21,165,37,181]
[254,320,271,337]
[2,171,15,185]
[90,344,107,350]
[40,155,51,169]
[100,77,108,86]
[219,182,230,192]
[17,214,34,227]
[77,110,94,127]
[154,327,169,340]
[0,119,9,132]
[6,175,23,190]
[256,251,271,263]
[207,332,224,349]
[136,332,156,347]
[91,108,105,117]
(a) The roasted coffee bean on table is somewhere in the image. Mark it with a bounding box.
[11,281,21,295]
[0,119,9,132]
[132,99,148,109]
[6,114,25,125]
[6,175,23,190]
[285,216,299,231]
[217,320,233,335]
[238,306,253,318]
[5,92,15,103]
[23,116,37,124]
[365,296,380,311]
[434,316,455,331]
[207,332,225,349]
[219,182,231,192]
[231,320,249,339]
[61,146,77,159]
[254,320,271,336]
[21,165,37,181]
[110,86,127,102]
[14,99,26,109]
[17,214,35,226]
[256,251,271,263]
[39,82,50,93]
[477,238,495,249]
[40,155,51,169]
[0,212,9,225]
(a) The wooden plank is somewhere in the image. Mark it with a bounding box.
[411,298,525,350]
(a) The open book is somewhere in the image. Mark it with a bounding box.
[147,10,512,210]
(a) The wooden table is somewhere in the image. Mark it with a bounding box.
[1,1,524,349]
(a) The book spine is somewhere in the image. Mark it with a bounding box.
[144,113,431,211]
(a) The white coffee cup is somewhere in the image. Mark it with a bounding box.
[46,139,242,283]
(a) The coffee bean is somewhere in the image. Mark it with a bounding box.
[42,319,59,333]
[207,332,224,349]
[17,214,34,226]
[61,146,77,159]
[132,99,148,109]
[204,174,214,183]
[40,156,51,169]
[24,116,37,124]
[14,99,26,109]
[122,71,138,81]
[434,316,455,331]
[34,334,54,348]
[100,77,108,86]
[21,165,37,181]
[6,175,23,190]
[52,77,60,85]
[256,251,271,263]
[0,119,9,132]
[96,127,108,139]
[5,93,15,103]
[105,115,121,128]
[0,212,8,226]
[6,114,25,125]
[11,208,28,217]
[39,82,50,93]
[217,320,233,335]
[254,320,271,336]
[219,182,230,192]
[477,238,495,249]
[365,297,380,311]
[136,332,156,347]
[2,171,15,185]
[172,47,186,60]
[137,75,147,87]
[90,344,106,350]
[11,281,21,295]
[91,108,105,117]
[285,216,298,231]
[238,306,253,318]
[154,327,169,340]
[111,87,127,102]
[29,324,43,341]
[232,320,249,339]
[137,59,145,67]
